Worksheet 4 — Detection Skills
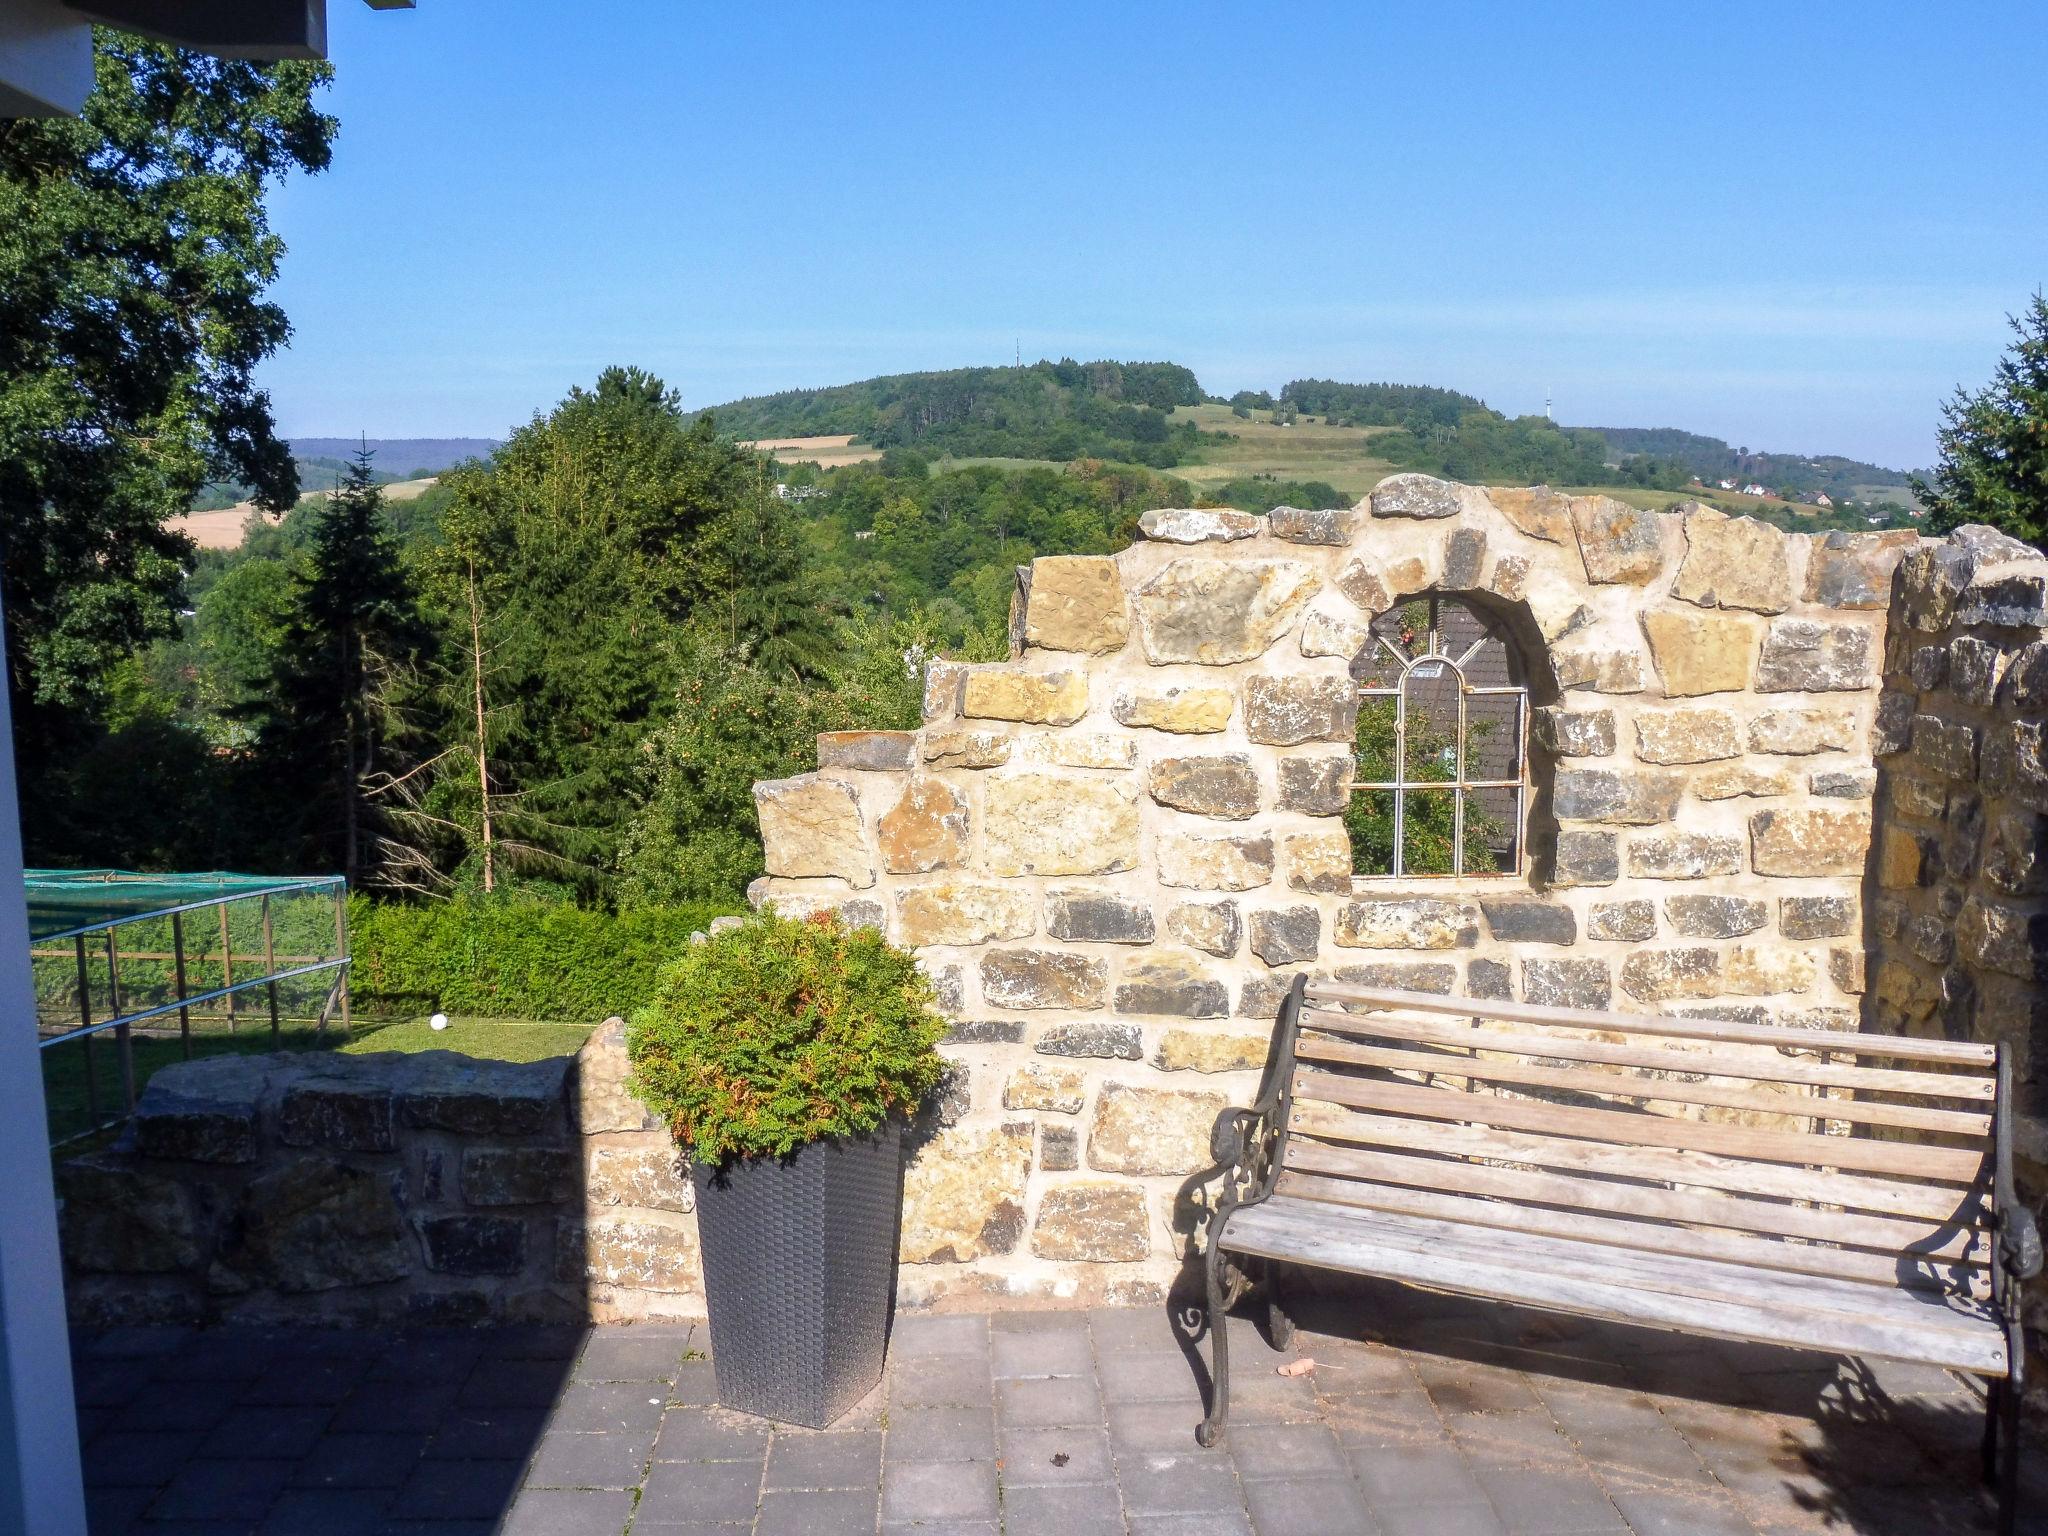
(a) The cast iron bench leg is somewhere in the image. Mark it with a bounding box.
[1266,1260,1296,1350]
[1196,1238,1231,1449]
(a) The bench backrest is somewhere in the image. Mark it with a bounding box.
[1275,981,2004,1300]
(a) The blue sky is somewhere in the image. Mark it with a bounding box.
[260,2,2047,469]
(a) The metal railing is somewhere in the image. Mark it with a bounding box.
[32,876,350,1147]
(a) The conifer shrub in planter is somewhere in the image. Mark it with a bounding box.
[628,910,946,1426]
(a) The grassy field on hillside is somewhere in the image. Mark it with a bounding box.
[1171,404,1403,499]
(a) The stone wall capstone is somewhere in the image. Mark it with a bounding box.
[750,474,1915,1306]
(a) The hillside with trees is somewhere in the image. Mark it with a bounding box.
[1588,426,1917,501]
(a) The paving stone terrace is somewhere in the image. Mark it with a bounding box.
[71,1285,2048,1534]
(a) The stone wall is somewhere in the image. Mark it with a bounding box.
[751,475,1917,1305]
[56,1024,705,1327]
[1868,527,2048,1165]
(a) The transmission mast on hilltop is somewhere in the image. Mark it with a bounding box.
[1545,386,1553,420]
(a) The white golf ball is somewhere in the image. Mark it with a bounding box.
[429,1012,450,1031]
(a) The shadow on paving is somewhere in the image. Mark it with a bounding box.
[1175,1266,2048,1536]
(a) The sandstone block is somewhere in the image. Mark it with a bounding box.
[1003,1064,1086,1114]
[1748,708,1856,755]
[1238,972,1305,1018]
[395,1054,567,1138]
[1626,832,1742,880]
[558,1211,701,1292]
[1553,830,1618,886]
[1523,958,1612,1010]
[1549,638,1649,694]
[961,667,1088,726]
[899,1123,1031,1265]
[1958,897,2048,982]
[1486,485,1575,544]
[1018,556,1129,654]
[1619,947,1723,1003]
[1160,831,1275,891]
[1877,825,1929,889]
[1133,559,1320,665]
[1299,605,1371,660]
[1873,690,1915,757]
[1244,675,1357,746]
[1780,895,1855,940]
[1283,828,1352,894]
[1371,473,1463,519]
[1672,508,1792,612]
[980,948,1107,1010]
[1111,682,1234,733]
[1046,889,1155,945]
[586,1145,691,1212]
[1087,1082,1228,1175]
[1155,1030,1269,1073]
[1725,945,1817,997]
[216,1156,412,1294]
[418,1215,525,1277]
[1039,1125,1079,1171]
[1588,900,1656,941]
[878,778,970,874]
[1571,495,1665,584]
[1336,897,1478,950]
[1269,504,1356,545]
[574,1019,656,1135]
[897,882,1037,947]
[944,1020,1024,1045]
[1036,1022,1142,1060]
[1115,953,1229,1017]
[1985,809,2048,897]
[1249,905,1321,965]
[1276,752,1354,814]
[462,1148,577,1208]
[816,730,916,771]
[58,1154,204,1274]
[1755,619,1874,692]
[1750,806,1871,876]
[1140,507,1264,543]
[1030,1184,1150,1262]
[1443,527,1489,588]
[1166,899,1242,956]
[1633,707,1741,765]
[923,730,1012,769]
[277,1074,395,1153]
[1335,556,1396,614]
[1959,570,2048,630]
[1333,962,1456,994]
[1950,636,2004,708]
[755,774,873,887]
[1489,554,1531,601]
[1640,609,1759,696]
[132,1053,265,1164]
[1810,767,1875,799]
[1479,898,1577,945]
[1534,708,1616,758]
[1552,769,1682,825]
[1804,530,1916,610]
[1022,731,1138,771]
[1909,715,1979,782]
[983,773,1139,876]
[1149,753,1261,819]
[1469,958,1512,998]
[1693,763,1795,800]
[1664,895,1766,939]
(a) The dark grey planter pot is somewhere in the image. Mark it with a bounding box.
[690,1120,904,1428]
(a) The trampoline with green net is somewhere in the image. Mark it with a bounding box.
[27,869,350,1145]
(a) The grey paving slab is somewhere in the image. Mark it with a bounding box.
[547,1379,669,1436]
[991,1322,1094,1379]
[889,1351,993,1409]
[762,1428,883,1490]
[1001,1478,1128,1536]
[497,1485,636,1536]
[255,1487,395,1535]
[289,1431,429,1490]
[755,1484,878,1536]
[879,1456,998,1523]
[198,1405,335,1461]
[521,1427,652,1489]
[1243,1474,1381,1536]
[1128,1515,1254,1536]
[669,1359,719,1406]
[636,1456,764,1524]
[998,1424,1115,1486]
[331,1379,463,1435]
[1116,1448,1243,1517]
[387,1458,524,1522]
[148,1457,294,1522]
[884,1401,996,1460]
[1374,1502,1510,1536]
[995,1372,1103,1427]
[888,1313,990,1359]
[649,1407,772,1462]
[1227,1419,1349,1481]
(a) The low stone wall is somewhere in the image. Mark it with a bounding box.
[56,1023,706,1327]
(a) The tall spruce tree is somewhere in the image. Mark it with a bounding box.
[1917,293,2048,549]
[259,447,427,883]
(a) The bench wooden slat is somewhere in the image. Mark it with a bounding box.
[1292,1067,1989,1184]
[1295,1033,1994,1138]
[1289,1101,1989,1223]
[1302,983,1999,1066]
[1223,1198,2008,1376]
[1281,1139,1988,1267]
[1299,1007,1995,1103]
[1273,1171,1988,1297]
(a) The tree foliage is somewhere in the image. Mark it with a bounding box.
[1916,293,2048,548]
[0,34,333,777]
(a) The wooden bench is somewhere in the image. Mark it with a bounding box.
[1197,977,2041,1530]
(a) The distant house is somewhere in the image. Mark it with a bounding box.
[1814,493,1833,509]
[1741,483,1770,498]
[1717,479,1736,490]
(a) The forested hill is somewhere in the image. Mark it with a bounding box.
[289,437,500,478]
[1585,427,1914,499]
[701,360,1212,467]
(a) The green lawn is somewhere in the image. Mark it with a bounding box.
[40,1014,596,1146]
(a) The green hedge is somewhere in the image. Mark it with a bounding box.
[347,896,744,1022]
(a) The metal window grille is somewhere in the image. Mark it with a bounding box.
[1348,594,1528,878]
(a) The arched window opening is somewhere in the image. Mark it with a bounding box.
[1347,593,1528,878]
